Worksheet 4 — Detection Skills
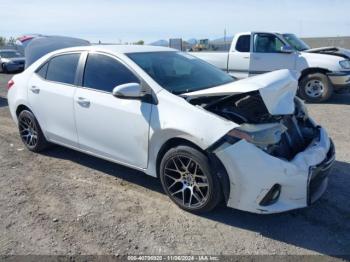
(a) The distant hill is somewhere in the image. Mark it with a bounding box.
[210,36,234,43]
[186,38,198,45]
[149,39,168,47]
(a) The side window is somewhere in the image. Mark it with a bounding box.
[83,53,140,92]
[36,62,49,78]
[254,34,285,53]
[46,53,80,85]
[235,35,251,52]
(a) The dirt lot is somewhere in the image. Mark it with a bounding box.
[0,73,349,257]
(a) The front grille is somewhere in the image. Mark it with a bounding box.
[307,140,335,205]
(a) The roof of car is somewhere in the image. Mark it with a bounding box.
[93,44,176,53]
[54,44,176,54]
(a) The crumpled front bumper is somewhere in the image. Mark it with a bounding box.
[214,127,335,214]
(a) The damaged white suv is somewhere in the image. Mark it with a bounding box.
[7,45,335,214]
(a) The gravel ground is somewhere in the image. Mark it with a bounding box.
[0,73,349,257]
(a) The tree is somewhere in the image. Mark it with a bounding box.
[7,37,16,45]
[134,40,144,45]
[0,37,6,47]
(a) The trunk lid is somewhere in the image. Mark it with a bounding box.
[24,36,90,68]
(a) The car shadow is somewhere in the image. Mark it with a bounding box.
[305,93,350,105]
[0,97,8,108]
[203,160,350,257]
[41,145,163,194]
[42,146,350,257]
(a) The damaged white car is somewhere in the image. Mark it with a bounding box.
[7,45,335,214]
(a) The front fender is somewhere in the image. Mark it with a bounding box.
[297,52,344,72]
[145,90,236,177]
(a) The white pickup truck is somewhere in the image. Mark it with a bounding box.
[191,32,350,102]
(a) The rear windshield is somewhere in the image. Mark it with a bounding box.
[127,51,234,94]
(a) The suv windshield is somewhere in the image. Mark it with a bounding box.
[127,51,234,94]
[282,34,310,51]
[0,51,22,58]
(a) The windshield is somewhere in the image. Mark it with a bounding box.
[127,51,234,94]
[0,51,22,58]
[282,34,310,51]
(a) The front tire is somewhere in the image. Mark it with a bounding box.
[18,110,49,152]
[299,73,333,102]
[160,145,222,213]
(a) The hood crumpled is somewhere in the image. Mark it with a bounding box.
[183,69,298,115]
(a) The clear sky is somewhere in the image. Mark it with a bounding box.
[1,0,350,43]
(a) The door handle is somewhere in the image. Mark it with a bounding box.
[243,56,250,59]
[30,85,40,94]
[77,97,91,107]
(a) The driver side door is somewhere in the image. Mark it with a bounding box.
[74,52,152,169]
[249,33,297,76]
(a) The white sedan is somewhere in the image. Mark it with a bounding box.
[7,45,335,213]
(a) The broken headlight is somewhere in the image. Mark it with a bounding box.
[225,123,288,149]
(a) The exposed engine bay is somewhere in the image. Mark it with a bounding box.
[186,91,318,160]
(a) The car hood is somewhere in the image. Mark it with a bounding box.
[304,46,350,59]
[182,69,298,115]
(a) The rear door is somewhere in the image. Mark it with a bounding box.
[28,52,81,147]
[74,52,152,168]
[227,34,251,78]
[249,33,297,76]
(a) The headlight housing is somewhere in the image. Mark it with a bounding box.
[339,60,350,69]
[224,123,287,149]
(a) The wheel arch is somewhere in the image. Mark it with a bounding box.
[155,137,230,204]
[156,137,203,178]
[16,104,32,117]
[15,104,48,140]
[298,67,331,82]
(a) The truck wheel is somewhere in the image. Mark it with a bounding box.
[160,145,222,213]
[299,73,333,102]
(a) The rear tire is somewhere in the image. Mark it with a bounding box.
[18,110,50,152]
[160,145,222,213]
[299,73,333,103]
[1,63,8,74]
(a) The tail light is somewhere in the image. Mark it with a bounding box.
[7,79,14,90]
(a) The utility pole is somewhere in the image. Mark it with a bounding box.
[224,28,227,51]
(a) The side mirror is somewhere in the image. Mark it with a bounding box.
[112,83,143,99]
[280,45,294,53]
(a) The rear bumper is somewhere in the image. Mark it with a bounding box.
[327,71,350,90]
[214,127,335,214]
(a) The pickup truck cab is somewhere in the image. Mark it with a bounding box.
[190,32,350,102]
